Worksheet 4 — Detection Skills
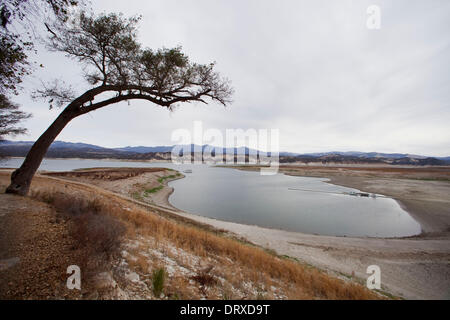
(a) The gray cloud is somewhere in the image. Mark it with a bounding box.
[12,0,450,156]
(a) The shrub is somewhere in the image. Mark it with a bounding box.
[71,212,126,259]
[30,190,126,261]
[191,265,217,287]
[152,267,166,297]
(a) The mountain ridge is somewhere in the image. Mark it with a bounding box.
[1,140,449,164]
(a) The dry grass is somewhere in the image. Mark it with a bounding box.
[126,253,150,274]
[191,265,218,288]
[30,189,126,275]
[26,181,379,300]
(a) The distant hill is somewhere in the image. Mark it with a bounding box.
[280,154,448,166]
[114,145,174,153]
[114,144,260,155]
[1,140,449,165]
[283,151,431,159]
[0,140,163,160]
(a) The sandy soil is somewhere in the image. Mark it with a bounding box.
[2,165,449,299]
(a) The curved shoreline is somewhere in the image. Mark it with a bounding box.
[225,165,450,237]
[159,167,450,299]
[322,175,450,237]
[165,167,423,239]
[160,183,450,299]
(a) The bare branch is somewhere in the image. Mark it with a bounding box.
[32,79,76,109]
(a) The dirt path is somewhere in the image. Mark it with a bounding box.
[0,194,85,299]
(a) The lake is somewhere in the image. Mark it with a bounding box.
[1,157,421,238]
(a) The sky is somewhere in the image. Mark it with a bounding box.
[10,0,450,156]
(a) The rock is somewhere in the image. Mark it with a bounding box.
[125,271,140,283]
[93,272,117,289]
[85,291,99,300]
[0,257,20,271]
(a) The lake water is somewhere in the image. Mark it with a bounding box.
[1,157,422,237]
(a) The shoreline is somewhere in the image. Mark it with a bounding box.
[156,167,450,299]
[226,165,450,237]
[157,185,450,299]
[322,175,450,237]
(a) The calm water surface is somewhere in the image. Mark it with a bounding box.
[1,157,422,237]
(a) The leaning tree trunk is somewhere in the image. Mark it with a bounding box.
[5,107,79,196]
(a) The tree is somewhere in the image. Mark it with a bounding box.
[0,27,32,140]
[1,0,80,94]
[5,12,233,195]
[0,94,31,140]
[0,1,78,145]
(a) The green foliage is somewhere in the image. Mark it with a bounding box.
[0,94,31,140]
[157,174,177,183]
[144,185,163,195]
[0,34,31,95]
[0,0,80,95]
[152,268,166,297]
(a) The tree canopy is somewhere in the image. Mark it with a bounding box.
[0,95,31,141]
[38,12,233,113]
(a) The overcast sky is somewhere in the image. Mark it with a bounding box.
[11,0,450,156]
